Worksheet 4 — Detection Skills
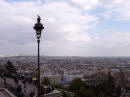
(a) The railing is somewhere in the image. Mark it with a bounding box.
[0,88,16,97]
[0,81,25,97]
[41,90,62,97]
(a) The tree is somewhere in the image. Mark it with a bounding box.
[119,69,126,89]
[98,92,108,97]
[113,69,126,89]
[76,87,94,97]
[113,69,126,97]
[54,84,62,89]
[69,78,85,93]
[5,61,16,74]
[42,77,50,85]
[68,73,119,97]
[105,72,117,97]
[62,91,72,97]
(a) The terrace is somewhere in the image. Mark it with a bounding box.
[0,88,15,97]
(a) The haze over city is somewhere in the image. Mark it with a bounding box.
[1,1,130,97]
[0,0,130,56]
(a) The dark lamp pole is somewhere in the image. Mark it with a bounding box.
[34,15,44,97]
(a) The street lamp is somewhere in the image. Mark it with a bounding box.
[34,15,44,97]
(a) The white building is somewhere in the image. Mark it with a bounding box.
[64,69,83,81]
[41,72,61,85]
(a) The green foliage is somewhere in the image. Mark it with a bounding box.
[54,84,63,89]
[119,69,126,88]
[62,91,72,97]
[68,73,120,97]
[5,61,16,74]
[69,78,85,93]
[105,72,117,96]
[42,77,50,85]
[98,92,108,97]
[76,86,94,97]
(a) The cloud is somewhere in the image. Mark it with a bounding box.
[101,0,130,20]
[67,0,99,11]
[101,0,123,8]
[40,1,97,42]
[40,31,130,56]
[0,0,98,56]
[87,31,130,56]
[0,0,130,56]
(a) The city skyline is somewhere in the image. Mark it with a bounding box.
[0,0,130,56]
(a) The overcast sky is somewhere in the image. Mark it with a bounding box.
[0,0,130,56]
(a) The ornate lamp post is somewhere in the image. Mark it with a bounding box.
[34,15,44,97]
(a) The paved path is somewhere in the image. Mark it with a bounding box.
[0,91,7,97]
[0,77,37,97]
